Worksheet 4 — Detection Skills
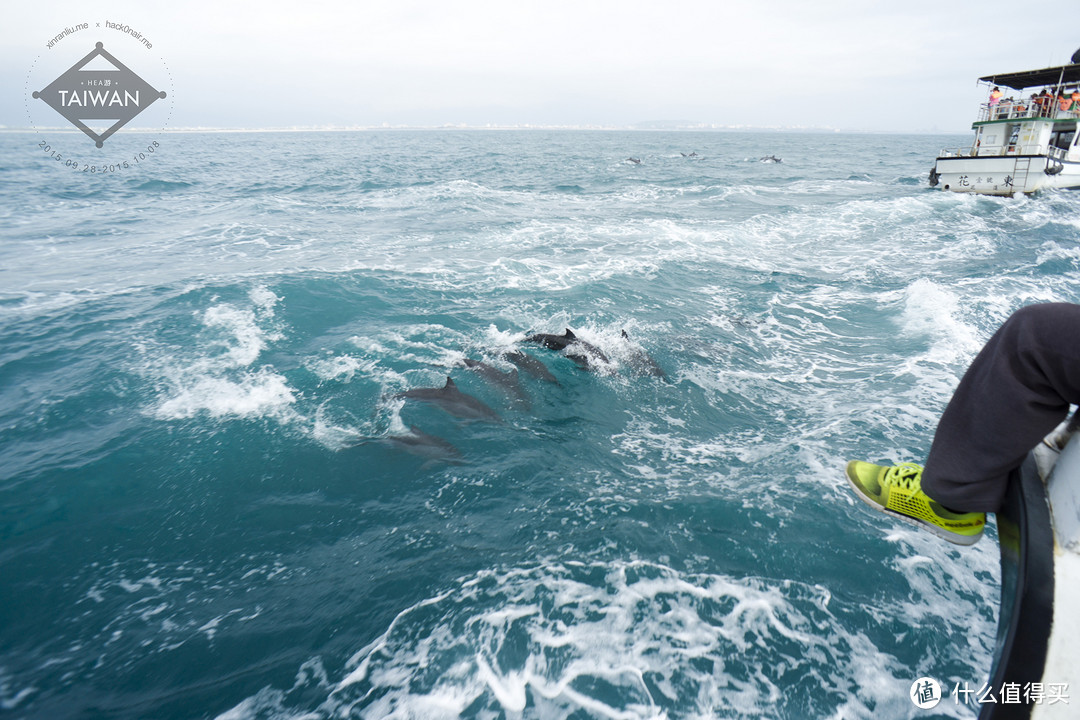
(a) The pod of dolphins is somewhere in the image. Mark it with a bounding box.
[366,328,666,463]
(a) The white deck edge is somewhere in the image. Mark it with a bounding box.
[1031,432,1080,719]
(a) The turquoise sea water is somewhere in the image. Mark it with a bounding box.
[3,130,1080,719]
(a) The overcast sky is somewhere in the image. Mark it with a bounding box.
[3,0,1080,133]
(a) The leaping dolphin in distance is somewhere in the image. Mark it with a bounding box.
[525,328,609,370]
[394,377,501,421]
[503,350,559,385]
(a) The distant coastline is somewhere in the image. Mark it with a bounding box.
[0,124,967,135]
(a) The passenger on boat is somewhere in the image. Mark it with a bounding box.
[1059,91,1074,116]
[846,303,1080,546]
[1035,89,1054,117]
[998,98,1015,119]
[989,86,1003,118]
[1072,91,1080,117]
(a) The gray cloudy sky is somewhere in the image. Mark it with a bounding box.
[3,0,1080,132]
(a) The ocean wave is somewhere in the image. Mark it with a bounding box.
[3,130,1074,720]
[215,559,979,719]
[139,286,298,422]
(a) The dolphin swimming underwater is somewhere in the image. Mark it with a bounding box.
[379,425,462,463]
[394,377,501,421]
[502,350,559,384]
[524,328,609,370]
[348,424,462,465]
[461,358,530,407]
[620,329,667,379]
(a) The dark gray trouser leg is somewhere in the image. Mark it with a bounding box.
[921,303,1080,513]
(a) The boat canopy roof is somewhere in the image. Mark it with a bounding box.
[980,64,1080,90]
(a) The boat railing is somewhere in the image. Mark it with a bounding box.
[978,102,1047,123]
[937,146,975,158]
[938,143,1068,160]
[978,101,1080,123]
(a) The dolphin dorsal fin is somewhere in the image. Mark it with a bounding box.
[563,328,576,339]
[621,330,629,339]
[444,377,456,389]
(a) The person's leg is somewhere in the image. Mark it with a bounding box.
[922,303,1080,513]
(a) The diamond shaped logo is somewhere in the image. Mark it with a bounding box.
[33,41,166,148]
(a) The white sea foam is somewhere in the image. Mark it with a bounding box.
[143,287,298,422]
[216,560,948,719]
[0,669,35,711]
[310,405,366,451]
[883,278,989,423]
[155,369,296,421]
[899,278,982,367]
[307,354,372,383]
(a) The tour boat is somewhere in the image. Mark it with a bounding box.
[930,61,1080,195]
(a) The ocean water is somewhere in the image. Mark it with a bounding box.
[2,129,1080,720]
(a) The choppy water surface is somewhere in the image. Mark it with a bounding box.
[2,130,1079,719]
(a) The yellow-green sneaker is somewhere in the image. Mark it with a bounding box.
[845,460,986,545]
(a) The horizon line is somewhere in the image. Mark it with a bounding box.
[0,124,967,135]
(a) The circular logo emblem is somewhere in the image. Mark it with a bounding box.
[25,20,173,174]
[910,677,942,709]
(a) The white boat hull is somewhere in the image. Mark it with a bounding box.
[932,155,1080,196]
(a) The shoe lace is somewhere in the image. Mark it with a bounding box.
[883,463,922,490]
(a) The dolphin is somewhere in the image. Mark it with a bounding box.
[760,155,782,163]
[627,157,642,165]
[461,358,530,407]
[524,328,610,370]
[380,425,462,463]
[620,330,667,379]
[525,328,577,352]
[394,377,500,421]
[503,350,559,384]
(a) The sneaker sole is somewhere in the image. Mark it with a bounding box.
[845,464,982,546]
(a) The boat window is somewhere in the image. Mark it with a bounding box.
[1051,129,1075,150]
